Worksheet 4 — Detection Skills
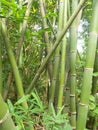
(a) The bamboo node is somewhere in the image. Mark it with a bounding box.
[70,94,75,97]
[0,110,9,124]
[79,103,88,108]
[85,68,93,71]
[71,111,76,115]
[54,55,60,58]
[70,73,76,76]
[65,103,69,107]
[72,127,76,130]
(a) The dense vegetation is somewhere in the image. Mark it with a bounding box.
[0,0,98,130]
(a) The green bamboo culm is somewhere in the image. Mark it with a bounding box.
[1,19,28,109]
[92,40,98,95]
[0,19,2,94]
[93,93,98,130]
[57,0,67,110]
[0,94,16,130]
[16,0,33,65]
[69,0,78,128]
[39,0,53,82]
[76,0,98,130]
[91,40,98,130]
[49,0,64,109]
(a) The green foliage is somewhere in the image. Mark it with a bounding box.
[93,72,98,77]
[7,91,72,130]
[1,0,98,129]
[89,95,98,119]
[43,104,72,130]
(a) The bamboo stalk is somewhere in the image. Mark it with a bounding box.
[0,19,2,94]
[57,0,67,110]
[0,94,16,130]
[92,41,98,95]
[39,0,53,81]
[93,93,98,130]
[16,0,33,63]
[1,19,28,109]
[5,0,33,99]
[2,19,34,130]
[76,0,98,129]
[64,43,70,113]
[91,41,98,130]
[49,0,64,108]
[69,0,79,128]
[26,0,86,93]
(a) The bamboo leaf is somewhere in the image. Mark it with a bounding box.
[31,91,42,107]
[1,0,17,7]
[7,99,15,114]
[15,95,30,105]
[57,105,65,117]
[94,108,98,115]
[93,72,98,77]
[89,102,96,110]
[89,95,95,102]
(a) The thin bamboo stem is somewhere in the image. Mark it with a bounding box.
[39,0,53,81]
[0,19,2,94]
[64,44,70,113]
[69,0,79,128]
[1,19,28,109]
[16,0,33,63]
[57,0,67,110]
[5,0,33,99]
[49,0,64,110]
[92,40,98,95]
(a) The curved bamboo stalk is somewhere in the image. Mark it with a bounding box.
[1,19,28,109]
[1,19,34,130]
[26,0,86,94]
[5,0,33,99]
[76,0,98,129]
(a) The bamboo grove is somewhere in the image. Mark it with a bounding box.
[0,0,98,130]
